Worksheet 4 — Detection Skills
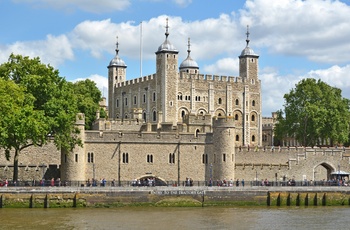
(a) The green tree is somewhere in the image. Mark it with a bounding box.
[0,54,81,181]
[73,79,102,130]
[274,78,350,147]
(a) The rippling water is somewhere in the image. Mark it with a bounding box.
[1,206,349,230]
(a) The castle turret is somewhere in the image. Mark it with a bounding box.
[155,18,179,126]
[239,26,261,146]
[108,36,127,119]
[212,117,236,181]
[60,113,86,183]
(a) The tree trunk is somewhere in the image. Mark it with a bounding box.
[13,149,19,182]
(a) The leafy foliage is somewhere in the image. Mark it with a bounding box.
[274,78,350,146]
[0,54,89,180]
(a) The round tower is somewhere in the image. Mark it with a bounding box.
[212,117,236,181]
[61,113,86,183]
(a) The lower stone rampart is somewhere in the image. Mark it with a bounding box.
[1,187,350,208]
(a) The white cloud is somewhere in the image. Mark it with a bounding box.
[261,64,350,116]
[240,0,350,64]
[12,0,131,13]
[203,58,239,76]
[173,0,192,7]
[71,74,108,97]
[0,34,74,67]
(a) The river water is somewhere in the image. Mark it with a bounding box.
[1,206,349,230]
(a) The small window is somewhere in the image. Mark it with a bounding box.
[116,100,119,108]
[236,135,239,141]
[143,94,146,103]
[134,96,137,105]
[169,153,175,164]
[147,154,153,163]
[235,114,239,120]
[235,99,239,105]
[123,152,129,163]
[252,100,255,106]
[223,153,226,162]
[251,115,255,121]
[252,135,256,142]
[153,92,156,102]
[218,98,222,104]
[125,97,128,106]
[75,154,78,162]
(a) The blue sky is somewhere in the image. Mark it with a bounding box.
[1,0,350,116]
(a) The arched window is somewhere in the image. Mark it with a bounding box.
[235,114,239,120]
[218,98,222,104]
[236,135,239,141]
[143,112,146,121]
[143,94,146,103]
[134,96,137,105]
[252,135,255,142]
[235,99,239,105]
[251,115,255,121]
[181,110,186,118]
[252,100,255,106]
[152,92,156,102]
[195,129,200,138]
[153,111,157,122]
[116,100,119,108]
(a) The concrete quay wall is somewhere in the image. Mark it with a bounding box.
[1,187,350,208]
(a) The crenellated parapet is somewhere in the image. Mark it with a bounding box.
[116,74,156,88]
[179,72,243,83]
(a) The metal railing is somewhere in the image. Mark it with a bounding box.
[1,179,347,188]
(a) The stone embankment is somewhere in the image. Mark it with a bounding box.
[1,186,350,208]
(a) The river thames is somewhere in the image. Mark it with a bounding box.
[1,206,350,230]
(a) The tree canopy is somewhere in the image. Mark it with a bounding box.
[0,54,101,181]
[274,78,350,147]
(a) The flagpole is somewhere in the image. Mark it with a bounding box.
[140,21,143,78]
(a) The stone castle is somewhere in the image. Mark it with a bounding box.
[1,21,350,185]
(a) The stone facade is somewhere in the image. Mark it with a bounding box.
[1,23,350,185]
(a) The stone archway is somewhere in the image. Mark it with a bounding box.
[313,162,335,181]
[134,174,168,186]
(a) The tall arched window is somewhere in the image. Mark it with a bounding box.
[153,111,157,121]
[235,114,239,120]
[251,115,255,121]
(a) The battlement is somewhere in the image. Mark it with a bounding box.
[179,72,242,83]
[212,116,235,128]
[92,118,144,131]
[183,114,213,125]
[236,146,348,156]
[85,130,210,143]
[116,74,156,88]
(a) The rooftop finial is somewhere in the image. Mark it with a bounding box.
[165,18,169,38]
[187,37,191,56]
[246,25,250,47]
[115,36,119,55]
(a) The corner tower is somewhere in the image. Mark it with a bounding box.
[238,26,261,147]
[108,36,127,119]
[155,18,179,126]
